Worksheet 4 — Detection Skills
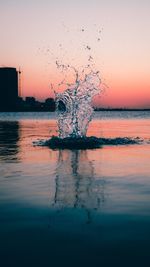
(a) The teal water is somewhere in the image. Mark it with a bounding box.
[0,111,150,267]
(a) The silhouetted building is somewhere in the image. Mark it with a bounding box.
[44,98,56,111]
[24,97,43,111]
[0,67,18,111]
[0,67,56,111]
[25,97,36,105]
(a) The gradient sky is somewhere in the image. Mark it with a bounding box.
[0,0,150,108]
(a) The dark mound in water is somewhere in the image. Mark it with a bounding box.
[44,136,141,150]
[45,136,101,149]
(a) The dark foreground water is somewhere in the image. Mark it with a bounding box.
[0,111,150,267]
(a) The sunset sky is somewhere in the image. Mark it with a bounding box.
[0,0,150,108]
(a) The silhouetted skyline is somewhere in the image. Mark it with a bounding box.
[0,67,18,111]
[0,66,150,111]
[0,67,56,111]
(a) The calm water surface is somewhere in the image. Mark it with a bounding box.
[0,111,150,267]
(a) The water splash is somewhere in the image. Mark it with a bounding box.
[55,64,101,138]
[33,62,144,149]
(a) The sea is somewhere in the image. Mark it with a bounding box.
[0,111,150,267]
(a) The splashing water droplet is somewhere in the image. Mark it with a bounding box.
[55,65,102,139]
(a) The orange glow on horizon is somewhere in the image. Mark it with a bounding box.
[20,68,150,108]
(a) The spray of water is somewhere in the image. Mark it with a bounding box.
[34,27,143,149]
[55,64,101,138]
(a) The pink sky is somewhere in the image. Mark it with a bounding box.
[0,0,150,108]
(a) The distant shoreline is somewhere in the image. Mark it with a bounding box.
[94,109,150,111]
[0,109,150,113]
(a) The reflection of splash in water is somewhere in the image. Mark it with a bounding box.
[53,150,105,224]
[55,64,102,138]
